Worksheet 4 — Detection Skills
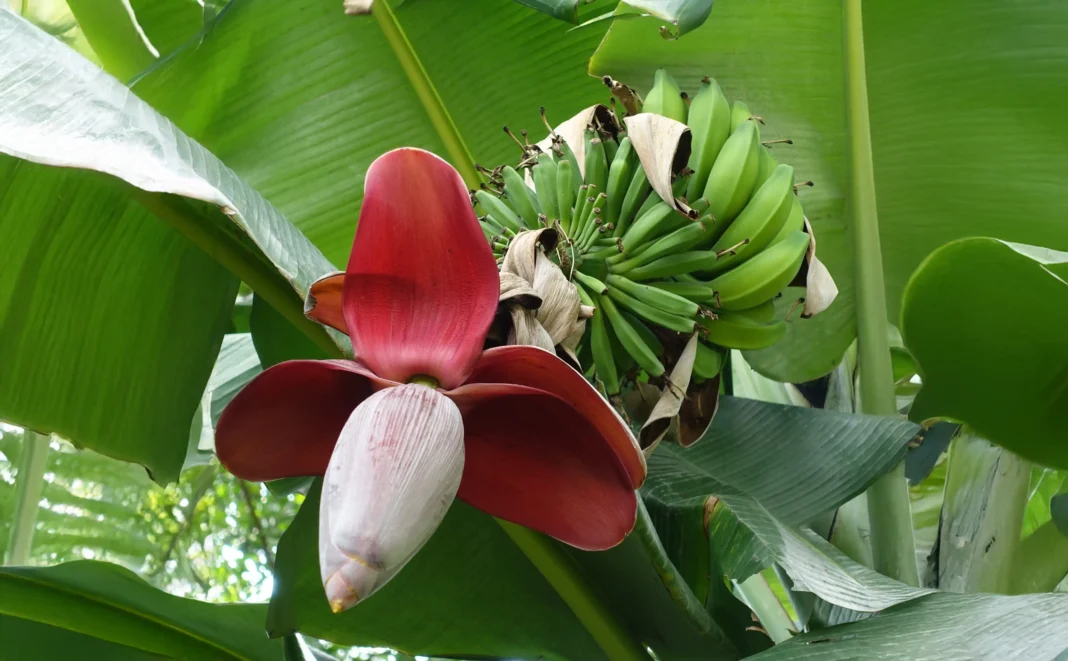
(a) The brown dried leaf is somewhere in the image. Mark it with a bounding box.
[501,228,556,283]
[639,334,699,452]
[532,252,580,344]
[621,381,663,432]
[679,374,721,447]
[800,217,839,317]
[559,318,586,368]
[624,113,693,216]
[499,271,541,309]
[508,307,556,352]
[534,105,614,178]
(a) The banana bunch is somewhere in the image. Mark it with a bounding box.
[476,69,831,402]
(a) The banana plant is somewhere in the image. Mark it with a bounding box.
[2,0,1068,660]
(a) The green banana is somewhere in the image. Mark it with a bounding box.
[574,185,592,235]
[699,310,787,350]
[648,280,717,303]
[754,146,778,188]
[621,309,664,356]
[634,186,665,222]
[693,342,727,380]
[605,273,700,318]
[532,153,559,222]
[704,164,796,275]
[573,269,607,295]
[577,192,608,250]
[729,299,777,324]
[579,285,620,395]
[702,120,761,234]
[603,137,619,164]
[599,294,666,377]
[613,202,683,262]
[643,69,687,123]
[606,286,697,334]
[475,189,523,233]
[556,138,584,192]
[686,77,732,201]
[615,166,652,237]
[730,100,753,131]
[501,165,540,228]
[624,250,718,282]
[611,221,709,274]
[705,230,809,310]
[556,159,575,233]
[584,135,608,199]
[768,195,805,247]
[480,213,513,238]
[605,137,635,229]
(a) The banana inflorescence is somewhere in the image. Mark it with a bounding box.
[476,70,826,398]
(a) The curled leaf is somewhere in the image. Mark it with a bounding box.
[795,217,839,317]
[499,229,586,351]
[623,113,693,216]
[534,105,615,178]
[499,271,541,309]
[680,374,721,447]
[502,228,557,283]
[532,251,582,344]
[640,333,699,453]
[507,306,556,352]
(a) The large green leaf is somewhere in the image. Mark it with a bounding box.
[133,0,615,267]
[0,11,337,481]
[0,561,284,660]
[901,238,1068,470]
[0,615,165,661]
[645,397,919,527]
[747,591,1068,661]
[590,0,1068,382]
[641,396,919,613]
[268,481,608,661]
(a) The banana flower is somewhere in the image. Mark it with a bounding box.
[216,148,645,612]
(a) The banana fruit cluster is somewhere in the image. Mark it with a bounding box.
[476,70,834,399]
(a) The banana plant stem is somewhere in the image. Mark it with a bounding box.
[734,573,796,643]
[844,0,919,586]
[5,431,49,566]
[938,429,1029,592]
[495,520,650,661]
[372,0,481,188]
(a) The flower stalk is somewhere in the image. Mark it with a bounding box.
[938,429,1029,593]
[844,0,919,586]
[496,520,650,661]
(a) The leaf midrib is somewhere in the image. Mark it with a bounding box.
[371,0,481,188]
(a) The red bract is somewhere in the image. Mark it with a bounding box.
[216,148,645,612]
